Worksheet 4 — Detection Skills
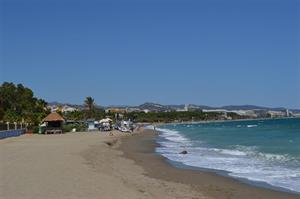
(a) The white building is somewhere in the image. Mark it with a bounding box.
[184,104,189,111]
[47,105,59,113]
[203,109,258,118]
[202,109,228,113]
[267,111,286,118]
[176,104,189,112]
[47,105,77,113]
[231,110,257,118]
[62,105,77,113]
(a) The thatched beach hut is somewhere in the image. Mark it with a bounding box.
[42,112,65,134]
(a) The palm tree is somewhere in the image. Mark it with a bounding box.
[84,96,95,118]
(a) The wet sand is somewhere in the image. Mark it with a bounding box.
[119,129,300,199]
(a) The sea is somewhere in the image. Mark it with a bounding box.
[152,118,300,194]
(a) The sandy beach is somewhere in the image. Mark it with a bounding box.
[1,130,299,199]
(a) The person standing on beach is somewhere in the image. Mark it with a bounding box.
[153,125,159,135]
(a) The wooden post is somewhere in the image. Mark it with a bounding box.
[21,118,24,129]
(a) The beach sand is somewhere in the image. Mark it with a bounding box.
[0,129,299,199]
[120,129,300,199]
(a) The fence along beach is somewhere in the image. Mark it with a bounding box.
[0,122,27,139]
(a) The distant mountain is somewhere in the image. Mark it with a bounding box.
[48,101,81,107]
[48,101,63,106]
[138,103,300,113]
[47,101,300,113]
[290,109,300,114]
[106,105,129,108]
[138,102,169,112]
[47,102,103,110]
[220,105,300,113]
[220,105,270,110]
[187,104,217,110]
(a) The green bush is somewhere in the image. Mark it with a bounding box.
[62,125,73,133]
[32,126,40,134]
[124,111,222,123]
[63,123,87,133]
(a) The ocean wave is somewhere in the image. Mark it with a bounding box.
[233,145,298,163]
[156,126,300,193]
[144,125,155,130]
[215,148,248,156]
[236,124,258,128]
[156,127,191,144]
[255,152,299,164]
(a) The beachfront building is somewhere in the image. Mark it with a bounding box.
[42,112,65,134]
[61,105,77,113]
[202,109,228,114]
[125,107,151,113]
[230,110,257,118]
[293,113,300,117]
[47,104,78,113]
[47,105,59,113]
[143,109,150,113]
[87,119,98,131]
[203,109,258,118]
[176,104,190,112]
[126,107,141,113]
[267,110,286,118]
[105,108,127,114]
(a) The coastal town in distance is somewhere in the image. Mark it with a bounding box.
[49,101,300,120]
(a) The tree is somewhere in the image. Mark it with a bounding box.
[0,98,3,121]
[64,110,85,121]
[84,96,95,118]
[0,82,49,125]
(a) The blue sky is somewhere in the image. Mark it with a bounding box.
[1,0,299,108]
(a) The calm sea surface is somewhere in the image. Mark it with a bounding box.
[155,118,300,193]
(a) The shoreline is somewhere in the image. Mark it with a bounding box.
[163,154,300,195]
[119,128,300,199]
[1,130,299,199]
[151,117,300,195]
[148,116,300,127]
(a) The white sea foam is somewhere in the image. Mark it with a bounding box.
[144,125,155,130]
[217,149,247,156]
[156,128,191,144]
[247,125,258,128]
[156,127,300,193]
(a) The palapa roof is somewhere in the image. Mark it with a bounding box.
[42,112,65,122]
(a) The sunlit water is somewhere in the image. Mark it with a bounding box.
[153,118,300,193]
